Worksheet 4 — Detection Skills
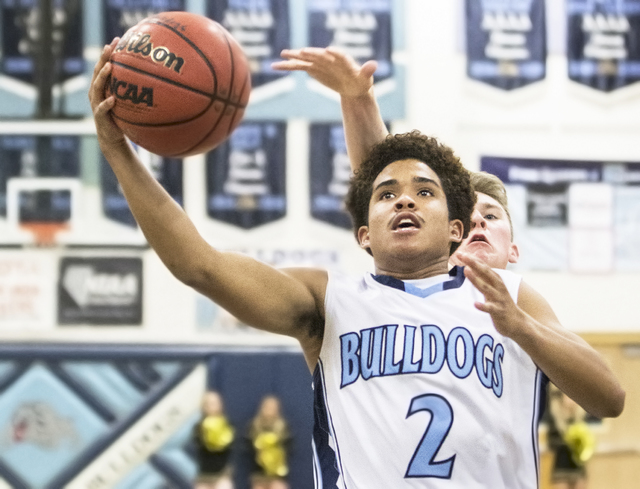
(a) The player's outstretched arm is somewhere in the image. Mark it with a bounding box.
[457,252,625,419]
[272,47,388,170]
[89,43,326,366]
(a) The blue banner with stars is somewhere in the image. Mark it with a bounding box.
[206,122,286,229]
[567,0,640,92]
[465,0,546,90]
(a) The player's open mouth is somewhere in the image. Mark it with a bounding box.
[391,214,421,232]
[468,234,489,245]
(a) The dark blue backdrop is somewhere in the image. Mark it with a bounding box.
[206,351,314,489]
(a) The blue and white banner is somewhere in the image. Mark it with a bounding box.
[465,0,546,90]
[0,135,80,221]
[206,122,286,229]
[567,0,640,92]
[207,0,290,88]
[309,123,353,230]
[101,153,183,228]
[481,156,640,271]
[0,344,205,488]
[308,0,393,82]
[0,0,84,84]
[0,345,313,489]
[103,0,185,41]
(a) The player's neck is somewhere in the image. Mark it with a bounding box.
[373,256,450,281]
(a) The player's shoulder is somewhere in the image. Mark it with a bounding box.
[491,267,523,296]
[492,268,522,280]
[492,267,521,281]
[282,267,329,293]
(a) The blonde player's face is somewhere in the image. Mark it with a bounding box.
[358,159,461,273]
[450,192,519,270]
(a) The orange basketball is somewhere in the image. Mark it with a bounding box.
[107,11,251,158]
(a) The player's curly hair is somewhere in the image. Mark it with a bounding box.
[345,131,475,256]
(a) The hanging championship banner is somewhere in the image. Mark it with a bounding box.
[309,123,352,230]
[0,0,84,84]
[308,0,393,82]
[0,135,80,222]
[465,0,546,90]
[207,0,290,88]
[567,0,640,92]
[481,157,640,271]
[206,122,286,229]
[101,153,183,228]
[103,0,185,41]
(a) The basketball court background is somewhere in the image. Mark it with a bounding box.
[0,1,639,488]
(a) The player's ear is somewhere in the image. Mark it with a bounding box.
[449,219,463,244]
[508,242,520,264]
[357,226,371,251]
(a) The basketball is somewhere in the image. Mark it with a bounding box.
[107,11,251,158]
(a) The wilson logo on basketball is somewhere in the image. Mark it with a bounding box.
[109,77,154,107]
[116,31,185,74]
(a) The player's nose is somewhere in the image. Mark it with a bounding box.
[394,193,416,209]
[470,209,486,229]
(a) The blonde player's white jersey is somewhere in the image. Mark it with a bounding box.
[312,266,545,489]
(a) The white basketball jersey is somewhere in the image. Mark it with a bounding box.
[312,266,545,489]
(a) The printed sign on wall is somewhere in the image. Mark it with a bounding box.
[465,0,546,90]
[308,0,393,82]
[58,256,143,325]
[207,0,290,88]
[482,156,640,271]
[0,252,56,331]
[103,0,185,41]
[567,0,640,92]
[0,0,84,84]
[309,123,353,230]
[206,122,286,229]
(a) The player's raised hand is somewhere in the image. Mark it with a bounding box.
[89,38,127,149]
[456,252,526,339]
[272,46,377,98]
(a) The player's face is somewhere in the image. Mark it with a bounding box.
[358,159,463,276]
[450,192,519,270]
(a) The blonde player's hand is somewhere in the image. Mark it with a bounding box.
[272,46,377,98]
[89,37,127,149]
[456,252,525,339]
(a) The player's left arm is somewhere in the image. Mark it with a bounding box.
[272,47,388,171]
[457,252,625,419]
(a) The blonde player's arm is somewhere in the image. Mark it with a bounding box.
[457,252,625,419]
[272,47,388,170]
[90,43,326,369]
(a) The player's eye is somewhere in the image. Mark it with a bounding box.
[380,191,395,200]
[418,189,433,197]
[485,214,497,220]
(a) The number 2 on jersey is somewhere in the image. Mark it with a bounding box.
[405,394,456,478]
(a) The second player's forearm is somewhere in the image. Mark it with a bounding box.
[511,314,625,418]
[341,89,389,171]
